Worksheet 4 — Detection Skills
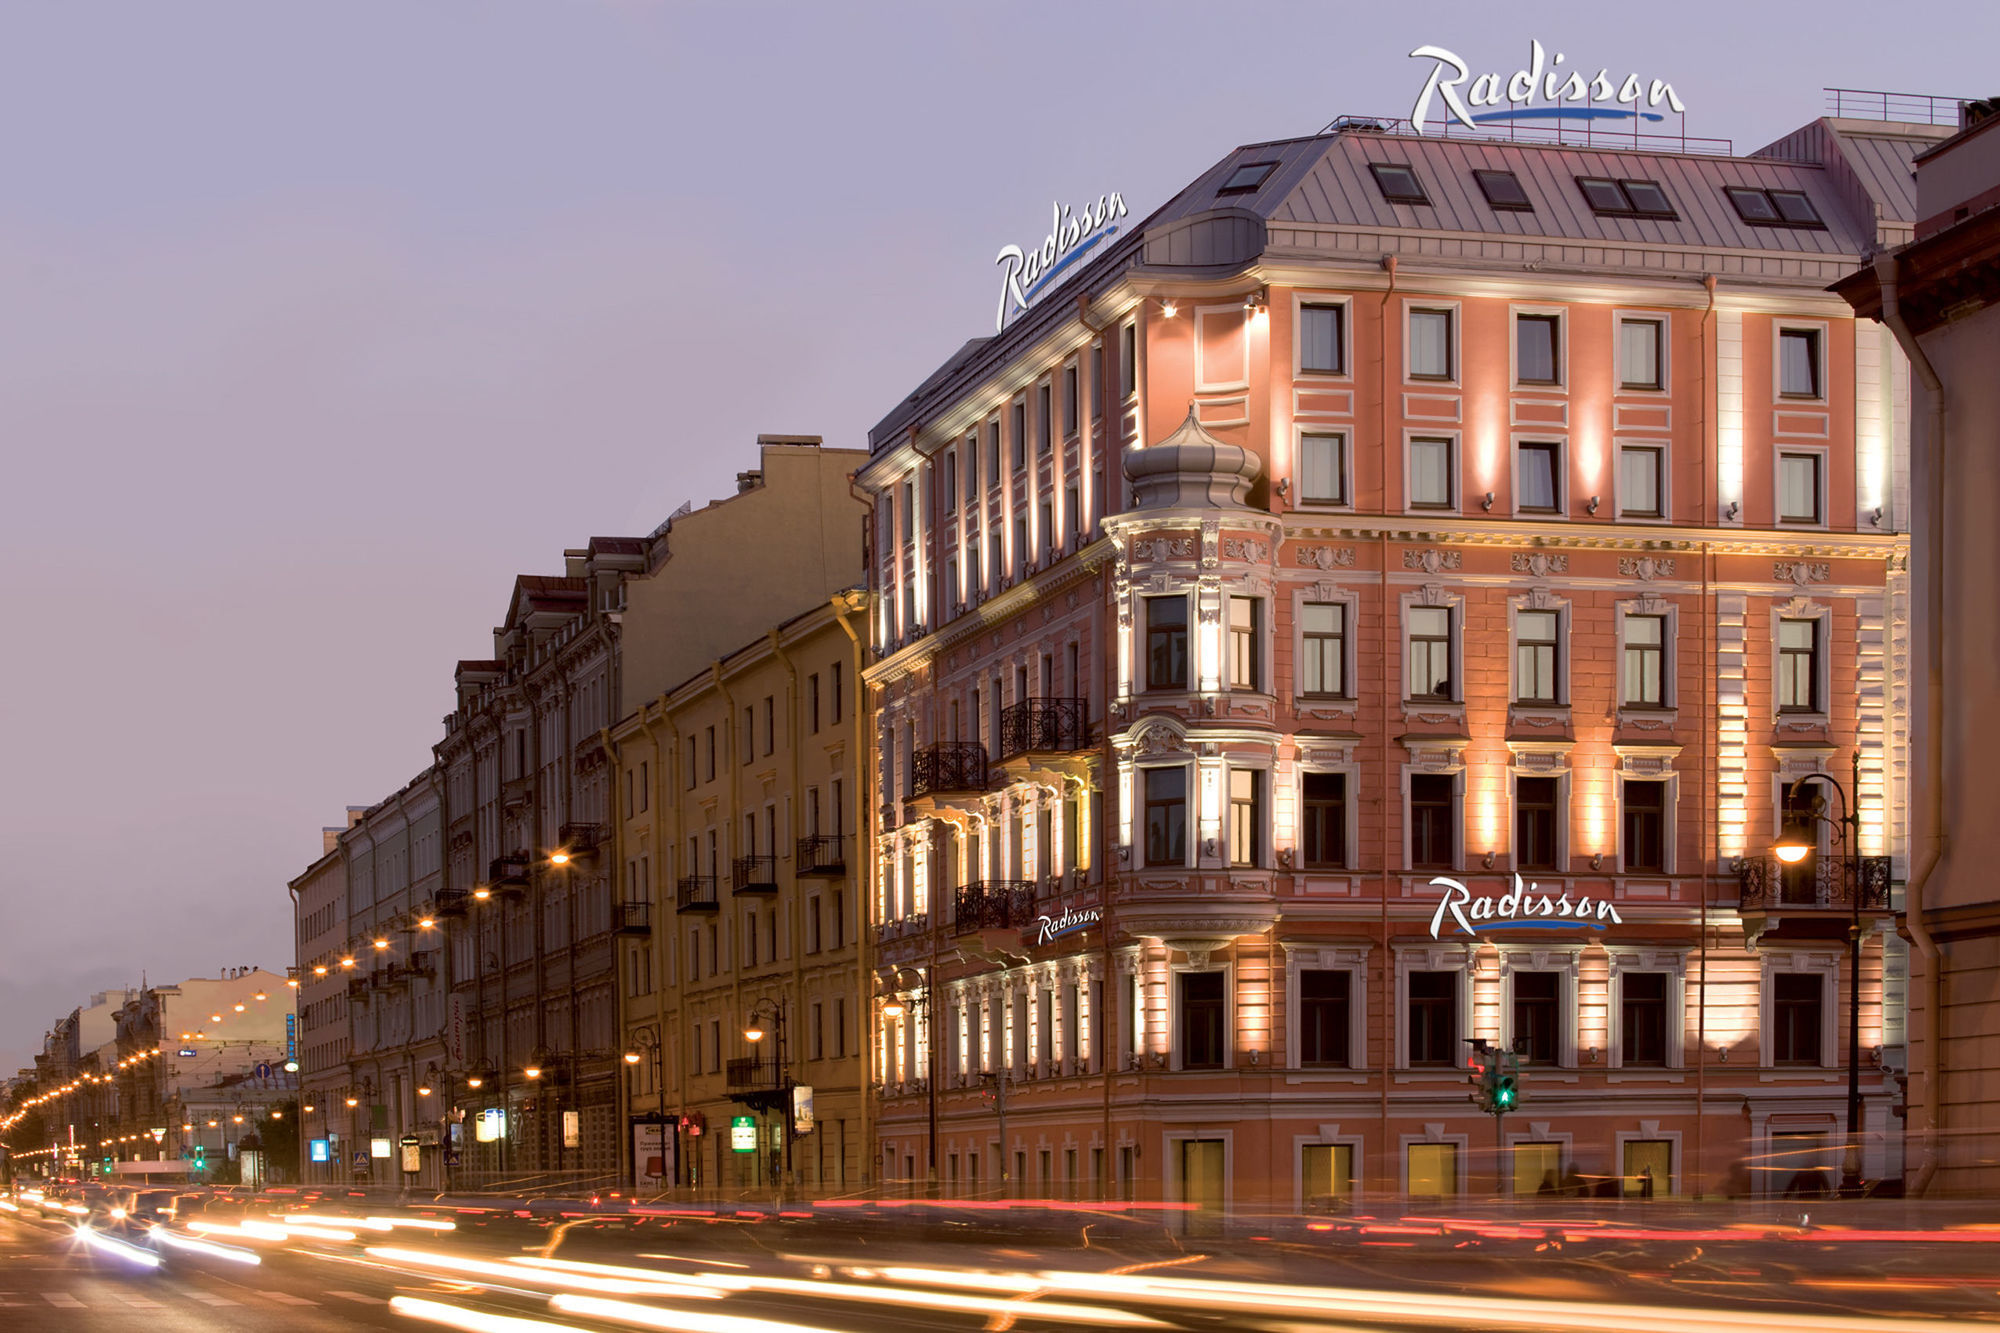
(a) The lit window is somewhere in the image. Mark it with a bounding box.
[1218,161,1277,194]
[1300,431,1348,504]
[1516,314,1561,385]
[1409,435,1453,508]
[1369,163,1429,205]
[1228,596,1261,690]
[1622,614,1666,706]
[1407,606,1453,701]
[1301,603,1346,697]
[1515,609,1559,703]
[1299,303,1346,374]
[1620,317,1664,390]
[1409,308,1454,380]
[1228,769,1262,868]
[1778,451,1822,523]
[1777,618,1820,713]
[1779,328,1822,399]
[1474,168,1532,211]
[1407,1142,1458,1198]
[1620,445,1663,517]
[1517,440,1561,512]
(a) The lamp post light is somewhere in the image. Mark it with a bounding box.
[1770,751,1868,1196]
[743,999,794,1194]
[881,965,937,1196]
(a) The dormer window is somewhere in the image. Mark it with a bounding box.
[1577,177,1678,219]
[1369,163,1430,205]
[1473,169,1533,212]
[1724,186,1826,229]
[1218,161,1277,195]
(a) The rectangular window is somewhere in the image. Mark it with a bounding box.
[808,674,820,733]
[1409,308,1454,380]
[1228,596,1260,690]
[1180,971,1226,1069]
[986,420,1000,484]
[1777,618,1820,713]
[1407,1143,1458,1199]
[1577,177,1677,218]
[741,707,754,765]
[1092,344,1104,418]
[1369,162,1429,205]
[1779,328,1822,398]
[1012,515,1027,578]
[1302,1143,1355,1206]
[1407,970,1457,1064]
[1302,772,1347,869]
[1300,431,1347,504]
[831,661,843,722]
[1517,440,1560,512]
[685,736,697,789]
[1120,323,1137,400]
[1299,970,1350,1065]
[1473,168,1532,211]
[1038,499,1053,560]
[1512,970,1560,1064]
[1409,435,1453,508]
[1228,769,1261,868]
[762,696,775,756]
[1410,773,1456,870]
[1622,615,1666,706]
[963,434,978,500]
[1778,452,1822,523]
[1620,445,1663,517]
[1622,780,1667,872]
[1620,318,1664,390]
[1062,365,1077,436]
[1011,401,1026,470]
[942,451,956,511]
[1515,609,1559,704]
[1622,1139,1671,1198]
[1515,776,1560,872]
[1143,767,1187,867]
[1773,973,1823,1065]
[1145,596,1188,690]
[1065,483,1080,548]
[1299,303,1346,374]
[705,726,716,780]
[1621,971,1669,1065]
[1516,314,1561,385]
[1037,383,1052,455]
[1407,606,1453,701]
[1301,603,1346,697]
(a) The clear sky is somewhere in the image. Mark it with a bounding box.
[0,0,1991,1076]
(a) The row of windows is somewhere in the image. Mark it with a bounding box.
[1145,593,1827,713]
[677,662,845,788]
[1296,301,1825,401]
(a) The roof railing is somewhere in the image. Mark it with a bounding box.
[1319,111,1734,157]
[1824,88,1972,128]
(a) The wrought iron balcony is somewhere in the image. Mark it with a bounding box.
[796,834,846,877]
[999,697,1089,758]
[725,1057,790,1094]
[407,950,438,979]
[732,855,778,894]
[345,977,370,1000]
[556,822,605,857]
[954,880,1037,932]
[434,886,471,918]
[910,742,988,797]
[1738,853,1892,914]
[615,902,652,934]
[489,854,532,890]
[675,876,719,912]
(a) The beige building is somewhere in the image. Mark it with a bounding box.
[1837,97,2000,1195]
[611,594,871,1195]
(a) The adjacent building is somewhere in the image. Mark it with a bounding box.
[1835,96,2000,1196]
[859,105,1938,1205]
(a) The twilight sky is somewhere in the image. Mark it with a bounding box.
[0,0,1990,1076]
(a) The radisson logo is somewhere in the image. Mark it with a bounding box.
[994,193,1128,333]
[1427,874,1624,940]
[1408,41,1685,136]
[1030,905,1102,946]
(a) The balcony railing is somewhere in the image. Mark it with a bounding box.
[732,855,778,894]
[954,880,1037,932]
[724,1057,789,1093]
[911,742,988,797]
[999,697,1089,758]
[557,822,605,856]
[407,950,438,978]
[490,854,531,890]
[615,902,652,934]
[676,876,719,912]
[1738,853,1892,914]
[346,977,370,1000]
[434,886,471,918]
[796,834,846,877]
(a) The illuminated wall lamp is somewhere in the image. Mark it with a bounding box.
[1482,491,1495,511]
[1160,299,1179,318]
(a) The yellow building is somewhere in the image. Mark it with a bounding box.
[612,593,872,1195]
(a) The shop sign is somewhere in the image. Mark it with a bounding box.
[729,1115,757,1154]
[475,1107,506,1142]
[309,1138,329,1163]
[792,1085,815,1134]
[400,1136,422,1174]
[632,1120,670,1190]
[1427,874,1623,939]
[369,1137,393,1160]
[1027,905,1102,946]
[1409,41,1685,135]
[994,193,1129,332]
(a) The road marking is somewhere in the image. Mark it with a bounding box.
[187,1291,242,1306]
[119,1295,165,1309]
[43,1292,84,1307]
[327,1289,388,1304]
[262,1290,320,1305]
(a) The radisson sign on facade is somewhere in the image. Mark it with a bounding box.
[1427,874,1624,940]
[994,193,1128,332]
[1408,40,1685,135]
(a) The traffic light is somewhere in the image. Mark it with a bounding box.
[1494,1066,1518,1111]
[191,1144,205,1171]
[1467,1042,1523,1115]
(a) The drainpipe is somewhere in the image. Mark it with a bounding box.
[1694,273,1716,1198]
[1873,252,1946,1195]
[1377,254,1397,1196]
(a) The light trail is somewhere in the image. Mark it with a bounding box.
[149,1225,263,1265]
[667,1270,1167,1327]
[389,1295,594,1332]
[366,1245,723,1299]
[550,1292,847,1333]
[74,1224,162,1269]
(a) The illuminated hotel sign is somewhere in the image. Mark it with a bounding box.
[1427,874,1623,939]
[1029,905,1102,946]
[994,192,1129,332]
[1408,41,1685,135]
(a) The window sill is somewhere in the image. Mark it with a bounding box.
[1616,708,1679,731]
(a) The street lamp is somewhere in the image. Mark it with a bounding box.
[880,965,936,1195]
[1767,752,1868,1195]
[743,999,794,1193]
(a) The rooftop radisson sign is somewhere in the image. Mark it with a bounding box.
[1428,875,1623,940]
[994,192,1128,333]
[1408,41,1685,135]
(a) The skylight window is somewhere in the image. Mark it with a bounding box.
[1473,169,1533,212]
[1369,163,1430,205]
[1219,161,1277,195]
[1725,185,1826,228]
[1576,177,1678,219]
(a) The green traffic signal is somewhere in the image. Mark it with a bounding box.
[1494,1074,1518,1110]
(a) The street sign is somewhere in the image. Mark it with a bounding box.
[309,1139,329,1163]
[400,1136,421,1173]
[729,1115,756,1153]
[352,1151,368,1168]
[255,1062,273,1080]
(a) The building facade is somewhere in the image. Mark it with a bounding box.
[1836,97,2000,1195]
[610,595,872,1195]
[860,109,1935,1206]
